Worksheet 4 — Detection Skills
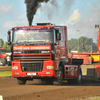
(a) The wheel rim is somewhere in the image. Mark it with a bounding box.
[58,71,63,80]
[58,67,63,84]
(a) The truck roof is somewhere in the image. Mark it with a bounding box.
[12,25,66,30]
[12,26,54,30]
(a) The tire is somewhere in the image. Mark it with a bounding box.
[17,78,26,85]
[74,67,82,84]
[7,61,11,66]
[53,65,63,85]
[0,58,6,66]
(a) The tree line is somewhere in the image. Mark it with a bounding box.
[68,36,98,52]
[0,39,10,52]
[0,36,98,53]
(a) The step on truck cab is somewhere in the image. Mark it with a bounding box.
[7,23,83,85]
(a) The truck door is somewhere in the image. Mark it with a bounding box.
[54,29,60,60]
[59,29,66,58]
[54,28,66,59]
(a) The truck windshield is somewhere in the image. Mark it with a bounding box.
[13,29,53,44]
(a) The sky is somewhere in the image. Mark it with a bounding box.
[0,0,100,43]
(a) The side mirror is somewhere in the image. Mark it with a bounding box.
[57,33,61,40]
[7,31,11,45]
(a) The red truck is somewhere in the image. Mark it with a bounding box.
[7,23,83,85]
[0,48,7,66]
[0,48,11,66]
[72,25,100,81]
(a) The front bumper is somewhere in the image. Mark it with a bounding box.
[12,60,54,78]
[12,70,54,78]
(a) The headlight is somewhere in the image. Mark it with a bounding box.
[12,66,18,70]
[46,66,54,69]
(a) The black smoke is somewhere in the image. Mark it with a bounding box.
[39,0,75,22]
[25,0,49,26]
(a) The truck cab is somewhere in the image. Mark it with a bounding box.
[7,23,83,85]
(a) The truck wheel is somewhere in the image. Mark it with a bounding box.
[0,58,6,66]
[53,66,63,85]
[17,78,26,85]
[7,61,11,66]
[74,67,82,84]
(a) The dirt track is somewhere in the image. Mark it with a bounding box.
[0,66,100,100]
[0,66,12,72]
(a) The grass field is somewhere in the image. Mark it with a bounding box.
[0,71,12,77]
[93,98,100,100]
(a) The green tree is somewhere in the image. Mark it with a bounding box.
[68,38,77,52]
[0,39,4,48]
[3,42,11,52]
[68,36,98,52]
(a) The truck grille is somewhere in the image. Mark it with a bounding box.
[21,61,43,72]
[13,50,51,60]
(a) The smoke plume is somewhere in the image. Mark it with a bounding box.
[25,0,49,26]
[39,0,75,22]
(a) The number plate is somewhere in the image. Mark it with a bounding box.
[27,73,37,76]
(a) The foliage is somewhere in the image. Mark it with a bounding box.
[0,71,12,77]
[68,36,98,52]
[0,39,4,48]
[2,42,11,52]
[0,37,98,53]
